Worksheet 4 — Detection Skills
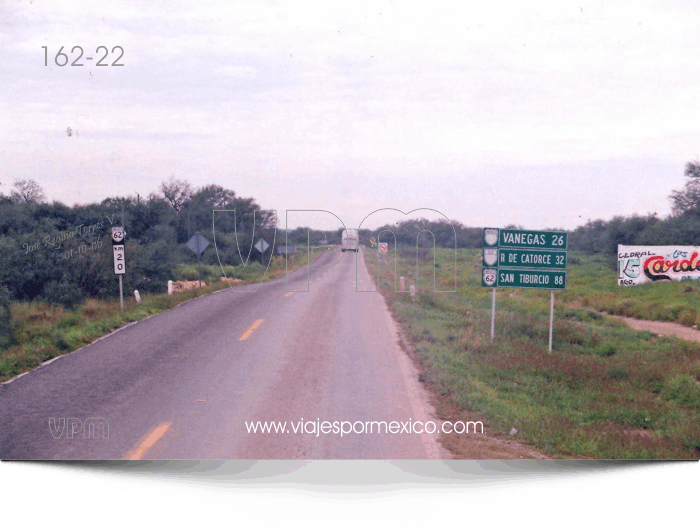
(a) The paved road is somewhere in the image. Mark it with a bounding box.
[0,248,448,459]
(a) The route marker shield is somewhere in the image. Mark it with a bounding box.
[111,226,125,244]
[482,268,497,287]
[483,228,499,247]
[483,248,498,266]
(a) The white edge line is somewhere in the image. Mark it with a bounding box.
[1,255,326,386]
[1,287,225,387]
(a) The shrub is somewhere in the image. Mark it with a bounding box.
[41,280,85,310]
[644,368,665,394]
[181,267,198,281]
[613,299,635,316]
[598,341,618,357]
[0,286,14,349]
[56,314,80,329]
[584,308,602,321]
[126,240,178,294]
[678,309,697,327]
[664,375,700,408]
[666,304,686,321]
[608,368,629,379]
[555,320,600,348]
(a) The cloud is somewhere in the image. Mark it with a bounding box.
[1,0,698,228]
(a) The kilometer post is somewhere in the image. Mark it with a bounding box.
[111,227,126,312]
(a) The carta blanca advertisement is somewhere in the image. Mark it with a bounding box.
[618,245,700,285]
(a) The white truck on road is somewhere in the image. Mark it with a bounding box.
[341,229,358,252]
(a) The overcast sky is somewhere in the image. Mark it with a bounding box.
[1,0,699,231]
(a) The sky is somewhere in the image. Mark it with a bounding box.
[1,0,699,231]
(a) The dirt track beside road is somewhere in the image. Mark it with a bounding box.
[615,315,700,342]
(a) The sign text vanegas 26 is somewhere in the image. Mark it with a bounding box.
[483,228,567,250]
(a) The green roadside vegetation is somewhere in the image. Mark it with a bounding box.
[560,252,700,326]
[0,248,327,384]
[366,247,700,459]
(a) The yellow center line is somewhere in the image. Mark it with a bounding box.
[125,422,172,460]
[284,291,295,297]
[239,319,264,341]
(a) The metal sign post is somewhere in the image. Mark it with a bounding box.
[491,288,496,340]
[186,232,210,289]
[482,268,497,340]
[549,289,555,353]
[254,238,270,265]
[378,242,388,268]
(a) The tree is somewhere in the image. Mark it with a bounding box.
[191,184,236,209]
[160,177,192,213]
[0,181,11,206]
[11,179,45,203]
[670,161,700,215]
[0,285,13,349]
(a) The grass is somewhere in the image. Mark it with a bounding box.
[0,247,327,384]
[366,247,700,459]
[561,252,700,326]
[175,247,325,285]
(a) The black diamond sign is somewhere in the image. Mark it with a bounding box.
[186,232,210,255]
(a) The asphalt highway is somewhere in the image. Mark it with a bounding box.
[0,248,448,459]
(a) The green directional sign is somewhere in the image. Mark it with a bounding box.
[483,228,567,250]
[484,268,566,289]
[483,248,567,269]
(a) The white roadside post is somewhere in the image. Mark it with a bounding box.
[168,280,173,296]
[409,284,416,301]
[111,227,126,311]
[400,276,405,291]
[134,290,141,303]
